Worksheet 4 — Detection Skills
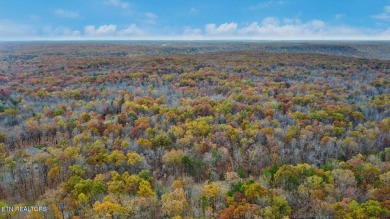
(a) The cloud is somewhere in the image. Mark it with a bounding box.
[310,20,325,29]
[182,27,203,39]
[105,0,129,9]
[372,6,390,21]
[236,17,338,39]
[2,16,390,40]
[0,20,82,40]
[54,9,80,18]
[262,17,280,26]
[82,24,145,38]
[205,23,238,35]
[118,24,144,36]
[183,27,202,35]
[42,26,81,39]
[0,20,37,40]
[144,12,158,24]
[145,12,157,20]
[85,24,117,36]
[190,17,390,40]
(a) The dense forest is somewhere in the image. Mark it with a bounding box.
[0,42,389,219]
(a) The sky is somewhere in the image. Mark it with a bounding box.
[1,0,390,40]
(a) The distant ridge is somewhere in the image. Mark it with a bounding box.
[1,41,390,60]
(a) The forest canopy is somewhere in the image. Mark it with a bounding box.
[0,42,389,219]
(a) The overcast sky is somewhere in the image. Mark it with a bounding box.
[1,0,390,40]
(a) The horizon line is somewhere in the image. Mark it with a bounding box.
[2,39,390,43]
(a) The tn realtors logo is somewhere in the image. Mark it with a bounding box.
[1,205,48,212]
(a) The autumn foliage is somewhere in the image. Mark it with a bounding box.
[0,42,389,218]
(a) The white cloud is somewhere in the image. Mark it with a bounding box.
[54,9,80,18]
[0,20,37,40]
[0,20,83,40]
[144,12,158,24]
[236,18,330,39]
[198,17,390,40]
[2,16,390,40]
[372,6,390,21]
[181,27,203,39]
[282,18,301,25]
[379,27,390,36]
[85,24,117,36]
[205,23,238,35]
[262,17,280,26]
[310,20,325,29]
[118,24,144,36]
[105,0,129,9]
[42,26,81,39]
[183,27,202,35]
[145,12,157,20]
[82,24,145,39]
